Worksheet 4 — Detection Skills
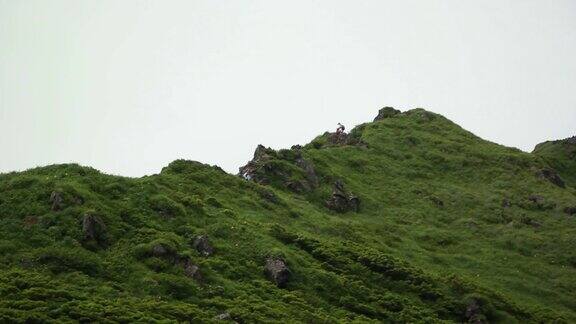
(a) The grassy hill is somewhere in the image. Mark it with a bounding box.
[533,136,576,189]
[0,108,574,323]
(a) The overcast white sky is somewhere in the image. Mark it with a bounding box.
[1,0,575,176]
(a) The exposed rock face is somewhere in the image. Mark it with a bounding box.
[374,107,401,121]
[82,213,106,244]
[239,145,320,194]
[326,180,360,213]
[238,145,275,183]
[327,132,351,145]
[295,157,319,188]
[264,257,290,288]
[193,235,214,257]
[50,191,64,211]
[536,168,565,188]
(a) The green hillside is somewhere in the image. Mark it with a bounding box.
[533,137,576,188]
[0,108,575,323]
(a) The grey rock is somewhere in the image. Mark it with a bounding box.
[152,244,170,257]
[264,257,290,288]
[50,191,64,211]
[193,235,214,257]
[374,107,401,121]
[181,258,202,281]
[81,213,106,242]
[326,180,360,213]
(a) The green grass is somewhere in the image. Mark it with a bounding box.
[0,109,574,323]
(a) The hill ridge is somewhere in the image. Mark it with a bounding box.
[0,107,575,323]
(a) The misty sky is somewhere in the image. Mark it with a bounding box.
[1,1,575,177]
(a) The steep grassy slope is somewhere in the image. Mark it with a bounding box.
[0,109,575,323]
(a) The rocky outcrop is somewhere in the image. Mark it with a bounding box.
[535,168,565,188]
[149,243,202,281]
[50,191,64,211]
[464,299,488,324]
[152,244,171,258]
[324,128,367,147]
[374,107,401,121]
[193,235,214,257]
[264,257,290,288]
[239,145,320,194]
[295,157,319,188]
[327,132,350,145]
[326,180,360,213]
[81,213,106,243]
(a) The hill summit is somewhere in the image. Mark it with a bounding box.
[0,107,575,323]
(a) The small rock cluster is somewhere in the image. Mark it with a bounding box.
[192,235,214,257]
[264,256,290,288]
[81,212,107,245]
[50,191,64,211]
[325,180,360,213]
[373,107,401,121]
[150,243,203,281]
[238,145,319,194]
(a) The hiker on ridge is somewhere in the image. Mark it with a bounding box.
[336,123,345,134]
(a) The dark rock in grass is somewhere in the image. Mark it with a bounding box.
[326,180,360,213]
[193,235,214,257]
[82,213,106,243]
[429,196,444,208]
[181,258,202,281]
[50,191,64,211]
[264,257,290,288]
[520,215,542,228]
[502,199,512,208]
[258,188,279,204]
[535,168,565,188]
[528,195,543,204]
[285,179,311,193]
[374,107,401,121]
[152,244,170,258]
[465,299,488,324]
[564,206,576,216]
